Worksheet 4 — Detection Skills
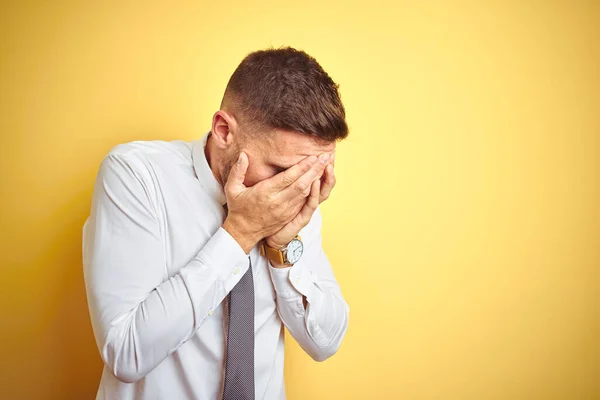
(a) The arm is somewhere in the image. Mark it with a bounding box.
[267,207,349,362]
[82,152,250,383]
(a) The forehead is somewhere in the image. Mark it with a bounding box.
[260,129,336,163]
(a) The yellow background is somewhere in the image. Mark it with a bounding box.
[1,1,598,399]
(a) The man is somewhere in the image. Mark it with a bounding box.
[83,46,350,400]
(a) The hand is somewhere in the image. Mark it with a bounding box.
[222,151,330,253]
[265,151,335,252]
[318,150,336,204]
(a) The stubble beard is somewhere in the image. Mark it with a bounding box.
[220,148,240,189]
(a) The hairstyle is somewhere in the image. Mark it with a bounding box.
[221,46,349,144]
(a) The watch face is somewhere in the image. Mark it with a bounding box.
[286,239,303,264]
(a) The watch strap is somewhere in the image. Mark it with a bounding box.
[260,235,302,266]
[260,242,286,265]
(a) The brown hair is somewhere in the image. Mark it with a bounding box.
[221,46,349,143]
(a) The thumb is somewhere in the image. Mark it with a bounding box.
[226,151,248,195]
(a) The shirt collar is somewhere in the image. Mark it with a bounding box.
[192,130,227,206]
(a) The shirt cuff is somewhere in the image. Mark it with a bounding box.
[268,257,314,301]
[183,226,251,296]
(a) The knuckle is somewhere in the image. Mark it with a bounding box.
[294,182,308,195]
[283,175,295,187]
[267,196,279,211]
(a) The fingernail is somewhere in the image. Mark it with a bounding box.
[307,156,318,164]
[319,153,330,164]
[237,152,243,164]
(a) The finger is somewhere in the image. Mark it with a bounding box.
[267,155,318,192]
[319,164,335,202]
[280,153,329,201]
[298,178,320,223]
[225,151,248,196]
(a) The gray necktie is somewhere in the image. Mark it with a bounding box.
[222,203,255,400]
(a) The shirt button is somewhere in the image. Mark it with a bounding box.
[207,309,214,317]
[233,267,241,275]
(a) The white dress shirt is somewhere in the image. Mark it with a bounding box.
[82,130,349,400]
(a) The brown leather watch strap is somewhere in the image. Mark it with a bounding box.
[260,235,302,265]
[260,242,286,265]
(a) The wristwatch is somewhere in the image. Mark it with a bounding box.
[260,235,303,266]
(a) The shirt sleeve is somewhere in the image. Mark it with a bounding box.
[267,206,350,361]
[82,152,250,383]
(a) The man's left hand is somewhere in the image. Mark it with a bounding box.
[265,151,335,254]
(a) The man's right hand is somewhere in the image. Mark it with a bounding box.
[222,151,330,254]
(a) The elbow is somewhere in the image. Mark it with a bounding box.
[306,315,349,362]
[102,351,148,384]
[310,342,341,362]
[110,364,147,384]
[101,335,150,384]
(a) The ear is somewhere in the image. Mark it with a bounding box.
[211,110,239,149]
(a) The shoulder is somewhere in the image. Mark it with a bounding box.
[93,140,193,205]
[100,139,192,177]
[106,139,192,165]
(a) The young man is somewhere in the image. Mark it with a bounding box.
[83,46,349,400]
